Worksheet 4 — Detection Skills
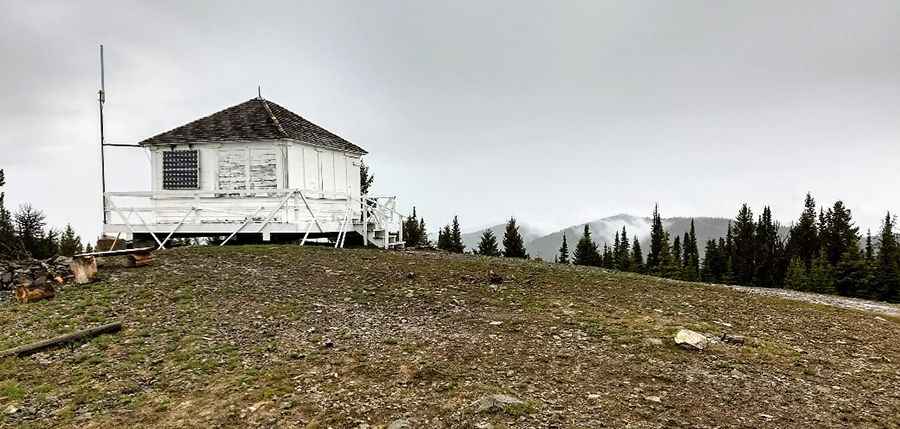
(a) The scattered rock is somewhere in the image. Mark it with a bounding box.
[487,271,503,285]
[405,272,416,280]
[721,334,746,345]
[645,395,662,403]
[644,338,664,347]
[4,405,18,415]
[322,339,335,348]
[387,418,414,429]
[472,394,525,414]
[674,329,708,351]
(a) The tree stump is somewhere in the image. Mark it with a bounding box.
[70,256,98,284]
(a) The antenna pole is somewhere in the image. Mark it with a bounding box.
[99,44,107,225]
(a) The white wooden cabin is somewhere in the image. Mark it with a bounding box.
[103,97,403,248]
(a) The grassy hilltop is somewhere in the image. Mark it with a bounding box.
[1,246,899,428]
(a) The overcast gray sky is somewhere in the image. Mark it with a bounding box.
[2,0,899,242]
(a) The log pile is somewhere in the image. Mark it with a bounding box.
[1,256,74,303]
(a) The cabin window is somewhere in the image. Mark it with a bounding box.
[162,150,199,190]
[217,148,278,191]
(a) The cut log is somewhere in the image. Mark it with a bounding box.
[15,276,55,303]
[0,322,122,358]
[15,284,55,303]
[70,256,98,284]
[126,251,154,268]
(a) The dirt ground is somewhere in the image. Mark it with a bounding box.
[2,246,899,428]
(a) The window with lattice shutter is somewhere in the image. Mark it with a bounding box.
[162,150,199,190]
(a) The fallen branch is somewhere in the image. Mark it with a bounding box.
[0,322,122,358]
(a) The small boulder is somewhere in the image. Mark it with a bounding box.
[387,418,414,429]
[472,394,525,414]
[721,334,746,345]
[674,329,708,351]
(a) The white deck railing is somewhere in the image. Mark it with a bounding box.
[103,189,403,249]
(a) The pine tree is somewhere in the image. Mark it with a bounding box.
[557,234,570,264]
[476,229,501,257]
[646,204,666,272]
[702,239,720,282]
[612,231,621,265]
[602,243,615,268]
[449,216,464,253]
[820,201,860,267]
[631,237,644,273]
[808,255,835,294]
[683,220,700,281]
[359,160,374,196]
[873,212,900,302]
[788,193,820,269]
[403,207,421,247]
[785,257,809,291]
[617,226,631,271]
[672,235,682,277]
[731,204,756,285]
[59,224,83,257]
[753,206,779,287]
[573,225,600,266]
[865,229,875,263]
[437,225,452,251]
[15,204,47,258]
[501,217,527,258]
[417,218,429,246]
[84,242,94,253]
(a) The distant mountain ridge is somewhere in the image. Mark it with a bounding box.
[462,214,757,261]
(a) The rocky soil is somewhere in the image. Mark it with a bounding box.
[1,246,899,428]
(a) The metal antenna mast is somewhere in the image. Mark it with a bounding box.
[99,44,107,225]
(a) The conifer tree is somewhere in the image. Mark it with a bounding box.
[417,218,429,246]
[602,243,615,268]
[573,225,600,266]
[873,212,900,302]
[753,206,779,287]
[59,224,83,257]
[820,201,859,267]
[403,207,421,247]
[612,231,621,265]
[557,234,570,264]
[618,226,631,271]
[645,202,677,277]
[702,239,720,282]
[476,229,501,257]
[785,257,809,291]
[449,216,464,253]
[788,193,820,269]
[631,237,644,273]
[682,220,700,281]
[501,217,528,258]
[865,230,875,263]
[15,204,47,258]
[437,225,451,251]
[672,235,682,277]
[808,255,835,294]
[359,160,374,196]
[84,242,94,253]
[731,204,756,285]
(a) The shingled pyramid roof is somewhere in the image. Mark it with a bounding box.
[138,97,367,154]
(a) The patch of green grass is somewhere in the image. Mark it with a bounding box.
[0,380,25,401]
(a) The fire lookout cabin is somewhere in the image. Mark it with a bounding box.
[103,97,404,248]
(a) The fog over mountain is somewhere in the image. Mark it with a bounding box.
[462,214,788,262]
[460,222,545,254]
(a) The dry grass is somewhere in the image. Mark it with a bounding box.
[1,245,899,428]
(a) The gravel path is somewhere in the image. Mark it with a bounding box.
[723,284,900,317]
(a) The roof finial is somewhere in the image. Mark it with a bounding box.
[257,85,262,99]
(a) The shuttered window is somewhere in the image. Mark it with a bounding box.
[162,150,199,190]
